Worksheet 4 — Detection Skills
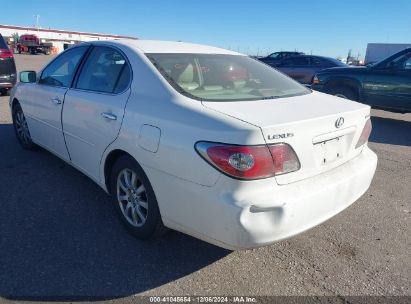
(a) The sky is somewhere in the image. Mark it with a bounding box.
[2,0,411,59]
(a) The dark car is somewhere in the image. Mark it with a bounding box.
[312,48,411,113]
[275,55,347,85]
[258,51,304,66]
[0,33,17,95]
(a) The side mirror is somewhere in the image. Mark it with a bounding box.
[20,71,36,83]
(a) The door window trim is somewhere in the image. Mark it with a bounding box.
[71,44,133,96]
[37,45,91,88]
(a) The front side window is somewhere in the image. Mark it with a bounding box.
[148,53,310,101]
[39,46,87,87]
[76,46,130,93]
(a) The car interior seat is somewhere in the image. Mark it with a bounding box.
[177,64,199,91]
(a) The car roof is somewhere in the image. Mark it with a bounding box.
[90,39,243,55]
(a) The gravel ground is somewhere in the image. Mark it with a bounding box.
[0,54,410,302]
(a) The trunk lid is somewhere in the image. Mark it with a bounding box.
[202,91,370,185]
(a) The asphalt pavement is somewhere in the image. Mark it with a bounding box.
[0,54,409,302]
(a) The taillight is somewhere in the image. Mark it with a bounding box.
[268,143,300,175]
[0,49,13,59]
[355,119,372,149]
[195,142,300,180]
[312,75,321,85]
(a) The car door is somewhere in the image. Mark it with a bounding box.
[277,56,311,84]
[363,50,411,111]
[62,46,132,180]
[23,46,88,161]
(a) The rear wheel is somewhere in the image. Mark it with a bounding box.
[110,155,166,239]
[12,104,37,150]
[330,86,358,101]
[0,88,10,96]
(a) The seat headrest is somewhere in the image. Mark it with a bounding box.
[178,64,194,83]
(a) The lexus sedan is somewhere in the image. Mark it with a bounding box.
[10,40,377,250]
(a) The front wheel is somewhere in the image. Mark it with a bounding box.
[12,104,37,150]
[329,86,358,101]
[110,155,166,239]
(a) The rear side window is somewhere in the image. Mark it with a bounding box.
[292,57,310,66]
[76,46,130,94]
[39,46,87,87]
[280,57,309,66]
[0,34,9,49]
[310,57,322,66]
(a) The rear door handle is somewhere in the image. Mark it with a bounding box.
[51,97,62,105]
[101,112,117,120]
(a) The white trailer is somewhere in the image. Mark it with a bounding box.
[365,43,411,65]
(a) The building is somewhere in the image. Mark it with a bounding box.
[0,24,137,53]
[365,43,411,65]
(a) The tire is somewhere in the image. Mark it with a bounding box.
[0,88,9,96]
[110,155,166,239]
[12,104,37,150]
[330,86,358,101]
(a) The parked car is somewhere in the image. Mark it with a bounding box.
[257,51,304,66]
[16,34,52,55]
[275,55,347,85]
[0,33,17,96]
[10,40,377,250]
[312,48,411,113]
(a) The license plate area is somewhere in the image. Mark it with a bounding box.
[315,136,344,165]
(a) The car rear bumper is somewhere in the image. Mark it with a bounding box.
[147,146,377,250]
[0,82,15,88]
[0,74,17,88]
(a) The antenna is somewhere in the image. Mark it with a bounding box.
[34,14,40,30]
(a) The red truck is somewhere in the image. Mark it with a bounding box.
[17,34,52,55]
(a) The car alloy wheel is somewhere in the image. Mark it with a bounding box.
[111,155,166,239]
[116,168,149,227]
[12,104,36,150]
[14,110,31,145]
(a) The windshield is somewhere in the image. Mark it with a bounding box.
[147,53,310,102]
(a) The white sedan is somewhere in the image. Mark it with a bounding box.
[9,40,377,250]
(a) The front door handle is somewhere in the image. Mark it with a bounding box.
[101,112,117,120]
[51,97,62,105]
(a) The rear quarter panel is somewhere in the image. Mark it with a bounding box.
[100,49,265,188]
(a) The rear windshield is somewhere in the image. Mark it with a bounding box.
[326,57,347,67]
[0,35,8,49]
[147,53,310,101]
